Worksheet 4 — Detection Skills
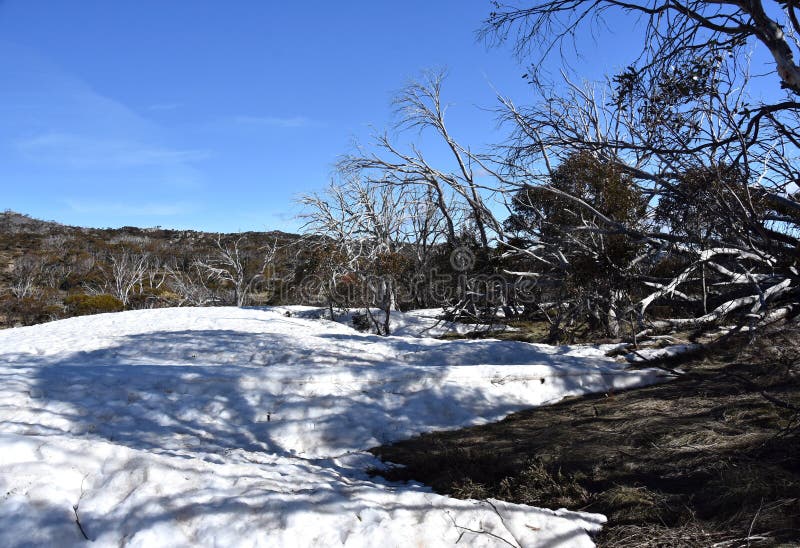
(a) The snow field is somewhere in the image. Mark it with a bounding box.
[0,307,670,547]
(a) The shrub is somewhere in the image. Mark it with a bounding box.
[64,293,124,316]
[0,294,63,327]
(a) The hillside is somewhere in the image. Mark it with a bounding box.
[0,211,305,328]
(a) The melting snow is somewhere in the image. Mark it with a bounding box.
[0,307,669,547]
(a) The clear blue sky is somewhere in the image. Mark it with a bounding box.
[0,1,700,232]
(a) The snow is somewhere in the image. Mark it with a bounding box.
[275,305,501,338]
[626,343,701,362]
[0,306,670,547]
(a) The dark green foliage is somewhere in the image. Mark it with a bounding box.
[655,164,756,241]
[504,152,649,339]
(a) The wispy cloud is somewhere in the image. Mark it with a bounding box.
[231,115,317,128]
[146,102,183,112]
[66,199,194,217]
[16,132,208,169]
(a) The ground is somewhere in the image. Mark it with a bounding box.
[0,306,668,547]
[373,328,800,547]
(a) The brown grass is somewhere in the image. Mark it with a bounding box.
[372,326,800,546]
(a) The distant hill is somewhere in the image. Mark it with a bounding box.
[0,210,307,328]
[0,210,67,235]
[0,209,298,241]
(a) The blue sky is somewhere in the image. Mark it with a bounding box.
[0,1,732,232]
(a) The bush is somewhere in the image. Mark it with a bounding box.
[127,287,170,310]
[0,294,62,327]
[64,293,124,316]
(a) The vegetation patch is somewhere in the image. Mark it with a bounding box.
[64,294,124,316]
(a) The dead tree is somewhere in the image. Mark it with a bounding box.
[164,260,219,306]
[105,249,152,307]
[8,254,44,299]
[481,1,800,332]
[339,71,510,318]
[340,70,505,249]
[195,236,273,307]
[299,176,414,335]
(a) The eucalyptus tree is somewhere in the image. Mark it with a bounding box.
[299,176,415,335]
[482,0,800,331]
[195,236,275,307]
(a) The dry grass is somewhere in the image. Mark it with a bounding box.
[438,319,553,343]
[372,325,800,546]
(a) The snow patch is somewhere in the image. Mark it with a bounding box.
[0,306,669,546]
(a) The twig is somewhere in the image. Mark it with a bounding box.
[746,499,763,546]
[444,510,522,548]
[72,504,91,541]
[73,474,92,541]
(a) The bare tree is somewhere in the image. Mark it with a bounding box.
[105,249,152,307]
[164,260,219,306]
[39,259,74,292]
[341,69,506,249]
[195,236,274,307]
[8,254,44,299]
[339,71,516,320]
[480,1,800,332]
[300,175,416,334]
[406,185,454,307]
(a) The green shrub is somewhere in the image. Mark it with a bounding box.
[64,293,124,316]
